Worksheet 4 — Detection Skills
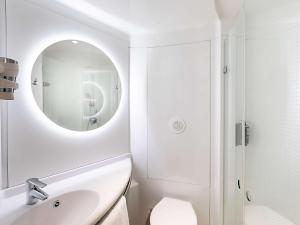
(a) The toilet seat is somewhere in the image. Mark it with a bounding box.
[150,197,197,225]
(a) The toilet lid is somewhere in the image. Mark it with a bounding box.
[150,198,197,225]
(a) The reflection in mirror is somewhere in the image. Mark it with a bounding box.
[31,40,121,131]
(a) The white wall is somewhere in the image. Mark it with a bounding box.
[4,0,129,187]
[147,43,211,186]
[245,2,300,224]
[130,26,222,225]
[0,3,225,225]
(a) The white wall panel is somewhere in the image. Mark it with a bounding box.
[147,43,211,185]
[130,42,213,225]
[6,0,129,186]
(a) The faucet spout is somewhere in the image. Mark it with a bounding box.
[26,178,49,205]
[30,186,49,200]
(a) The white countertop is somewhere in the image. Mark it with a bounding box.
[0,157,132,225]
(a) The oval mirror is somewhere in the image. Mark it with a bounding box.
[31,40,121,131]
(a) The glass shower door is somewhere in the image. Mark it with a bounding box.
[243,1,300,225]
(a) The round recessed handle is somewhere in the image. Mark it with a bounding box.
[168,116,186,134]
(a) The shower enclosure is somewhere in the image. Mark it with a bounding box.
[224,1,300,225]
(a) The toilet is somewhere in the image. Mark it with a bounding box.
[150,197,197,225]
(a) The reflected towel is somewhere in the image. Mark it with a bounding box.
[100,196,130,225]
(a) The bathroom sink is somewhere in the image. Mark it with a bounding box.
[0,159,131,225]
[11,190,99,225]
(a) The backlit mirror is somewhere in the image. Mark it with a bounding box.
[31,40,121,131]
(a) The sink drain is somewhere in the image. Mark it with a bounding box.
[53,200,60,208]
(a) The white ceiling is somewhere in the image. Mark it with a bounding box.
[52,0,218,35]
[245,0,300,15]
[86,0,130,22]
[130,0,218,33]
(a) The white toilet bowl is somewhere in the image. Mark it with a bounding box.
[150,197,197,225]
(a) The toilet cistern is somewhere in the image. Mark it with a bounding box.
[26,178,49,205]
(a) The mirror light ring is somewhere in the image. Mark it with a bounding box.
[26,34,126,138]
[82,81,106,119]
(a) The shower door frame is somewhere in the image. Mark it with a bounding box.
[222,12,246,225]
[0,0,9,189]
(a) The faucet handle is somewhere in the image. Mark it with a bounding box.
[26,178,47,188]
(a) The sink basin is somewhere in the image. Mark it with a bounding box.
[0,158,132,225]
[11,190,99,225]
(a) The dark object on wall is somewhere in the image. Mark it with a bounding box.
[0,57,19,100]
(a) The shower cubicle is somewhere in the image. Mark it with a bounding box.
[224,1,300,225]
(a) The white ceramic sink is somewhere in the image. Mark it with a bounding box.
[11,190,99,225]
[0,158,131,225]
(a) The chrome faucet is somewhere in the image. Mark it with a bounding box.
[26,178,49,205]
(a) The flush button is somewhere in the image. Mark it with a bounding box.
[169,116,186,134]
